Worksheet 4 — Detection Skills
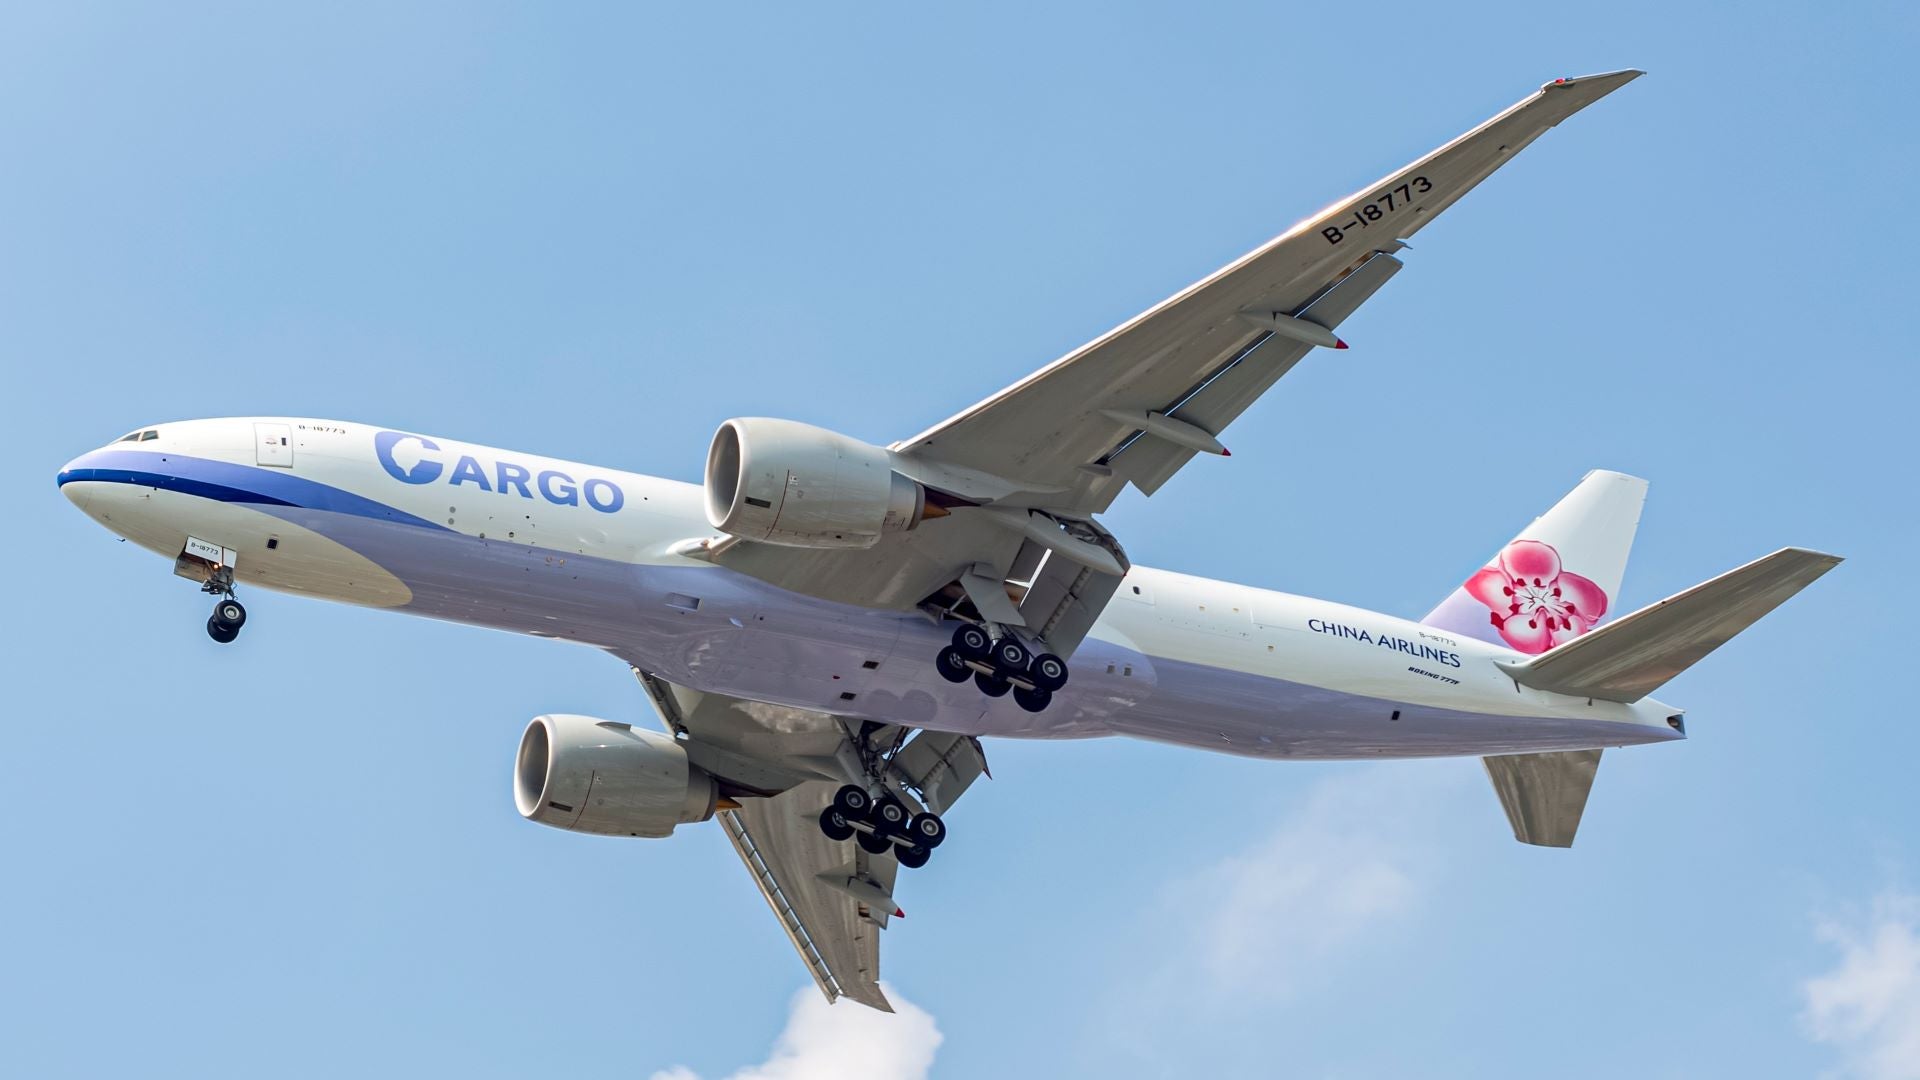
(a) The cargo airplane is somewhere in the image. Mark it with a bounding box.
[57,71,1839,1011]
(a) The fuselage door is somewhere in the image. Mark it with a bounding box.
[255,423,294,468]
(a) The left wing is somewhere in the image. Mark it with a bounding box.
[707,72,1643,647]
[636,671,988,1010]
[896,71,1641,515]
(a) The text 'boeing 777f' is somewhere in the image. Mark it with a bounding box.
[56,71,1839,1012]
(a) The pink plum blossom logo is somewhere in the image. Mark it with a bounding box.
[1466,539,1609,654]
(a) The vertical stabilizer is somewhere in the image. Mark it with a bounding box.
[1422,471,1647,653]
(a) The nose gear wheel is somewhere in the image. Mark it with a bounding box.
[206,598,247,643]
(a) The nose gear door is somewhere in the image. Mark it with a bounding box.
[254,422,293,467]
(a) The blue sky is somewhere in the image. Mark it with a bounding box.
[4,3,1917,1077]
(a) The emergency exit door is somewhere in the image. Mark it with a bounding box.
[255,423,294,467]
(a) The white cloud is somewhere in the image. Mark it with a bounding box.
[1083,763,1476,1073]
[1169,762,1472,997]
[651,983,941,1080]
[1803,889,1920,1080]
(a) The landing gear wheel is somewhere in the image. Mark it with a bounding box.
[951,623,992,659]
[212,599,247,630]
[1013,685,1052,713]
[818,807,856,843]
[832,784,872,817]
[935,646,973,684]
[1029,653,1069,692]
[991,636,1030,672]
[974,671,1011,697]
[856,829,893,855]
[873,796,910,836]
[897,844,931,869]
[908,812,947,849]
[206,617,238,644]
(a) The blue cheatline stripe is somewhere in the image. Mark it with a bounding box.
[57,449,451,532]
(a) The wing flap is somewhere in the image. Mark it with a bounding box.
[630,674,995,1011]
[1113,248,1406,496]
[1497,547,1842,703]
[722,781,897,1012]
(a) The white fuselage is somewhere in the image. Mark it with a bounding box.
[58,418,1684,759]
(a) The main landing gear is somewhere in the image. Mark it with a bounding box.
[934,623,1069,713]
[817,784,947,869]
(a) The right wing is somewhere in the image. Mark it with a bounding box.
[719,780,898,1011]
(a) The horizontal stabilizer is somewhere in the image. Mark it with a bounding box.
[1497,547,1842,703]
[1484,749,1602,847]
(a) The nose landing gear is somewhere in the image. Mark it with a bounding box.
[935,623,1069,712]
[206,598,247,643]
[198,559,247,644]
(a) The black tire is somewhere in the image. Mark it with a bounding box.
[897,844,931,869]
[1030,652,1069,692]
[832,784,871,816]
[974,671,1011,697]
[935,646,973,684]
[951,623,992,659]
[1013,685,1052,714]
[909,812,947,849]
[991,636,1030,672]
[818,807,855,843]
[856,829,892,855]
[206,617,238,644]
[213,599,247,630]
[873,797,910,835]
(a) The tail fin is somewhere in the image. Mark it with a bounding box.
[1422,470,1648,654]
[1495,547,1842,703]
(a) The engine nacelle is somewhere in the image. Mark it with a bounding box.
[705,417,929,548]
[514,714,717,838]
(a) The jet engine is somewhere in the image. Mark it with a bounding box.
[514,714,717,838]
[704,417,936,548]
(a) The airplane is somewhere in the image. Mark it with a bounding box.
[55,70,1840,1012]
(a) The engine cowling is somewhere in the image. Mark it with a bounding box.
[705,417,929,548]
[514,714,717,838]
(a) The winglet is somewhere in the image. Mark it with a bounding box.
[1545,69,1645,92]
[1510,70,1644,137]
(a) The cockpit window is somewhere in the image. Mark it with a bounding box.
[116,431,141,442]
[116,429,160,442]
[139,430,159,441]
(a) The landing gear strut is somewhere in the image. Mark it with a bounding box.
[201,562,246,644]
[818,782,944,870]
[936,623,1068,712]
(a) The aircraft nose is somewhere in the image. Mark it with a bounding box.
[57,449,105,510]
